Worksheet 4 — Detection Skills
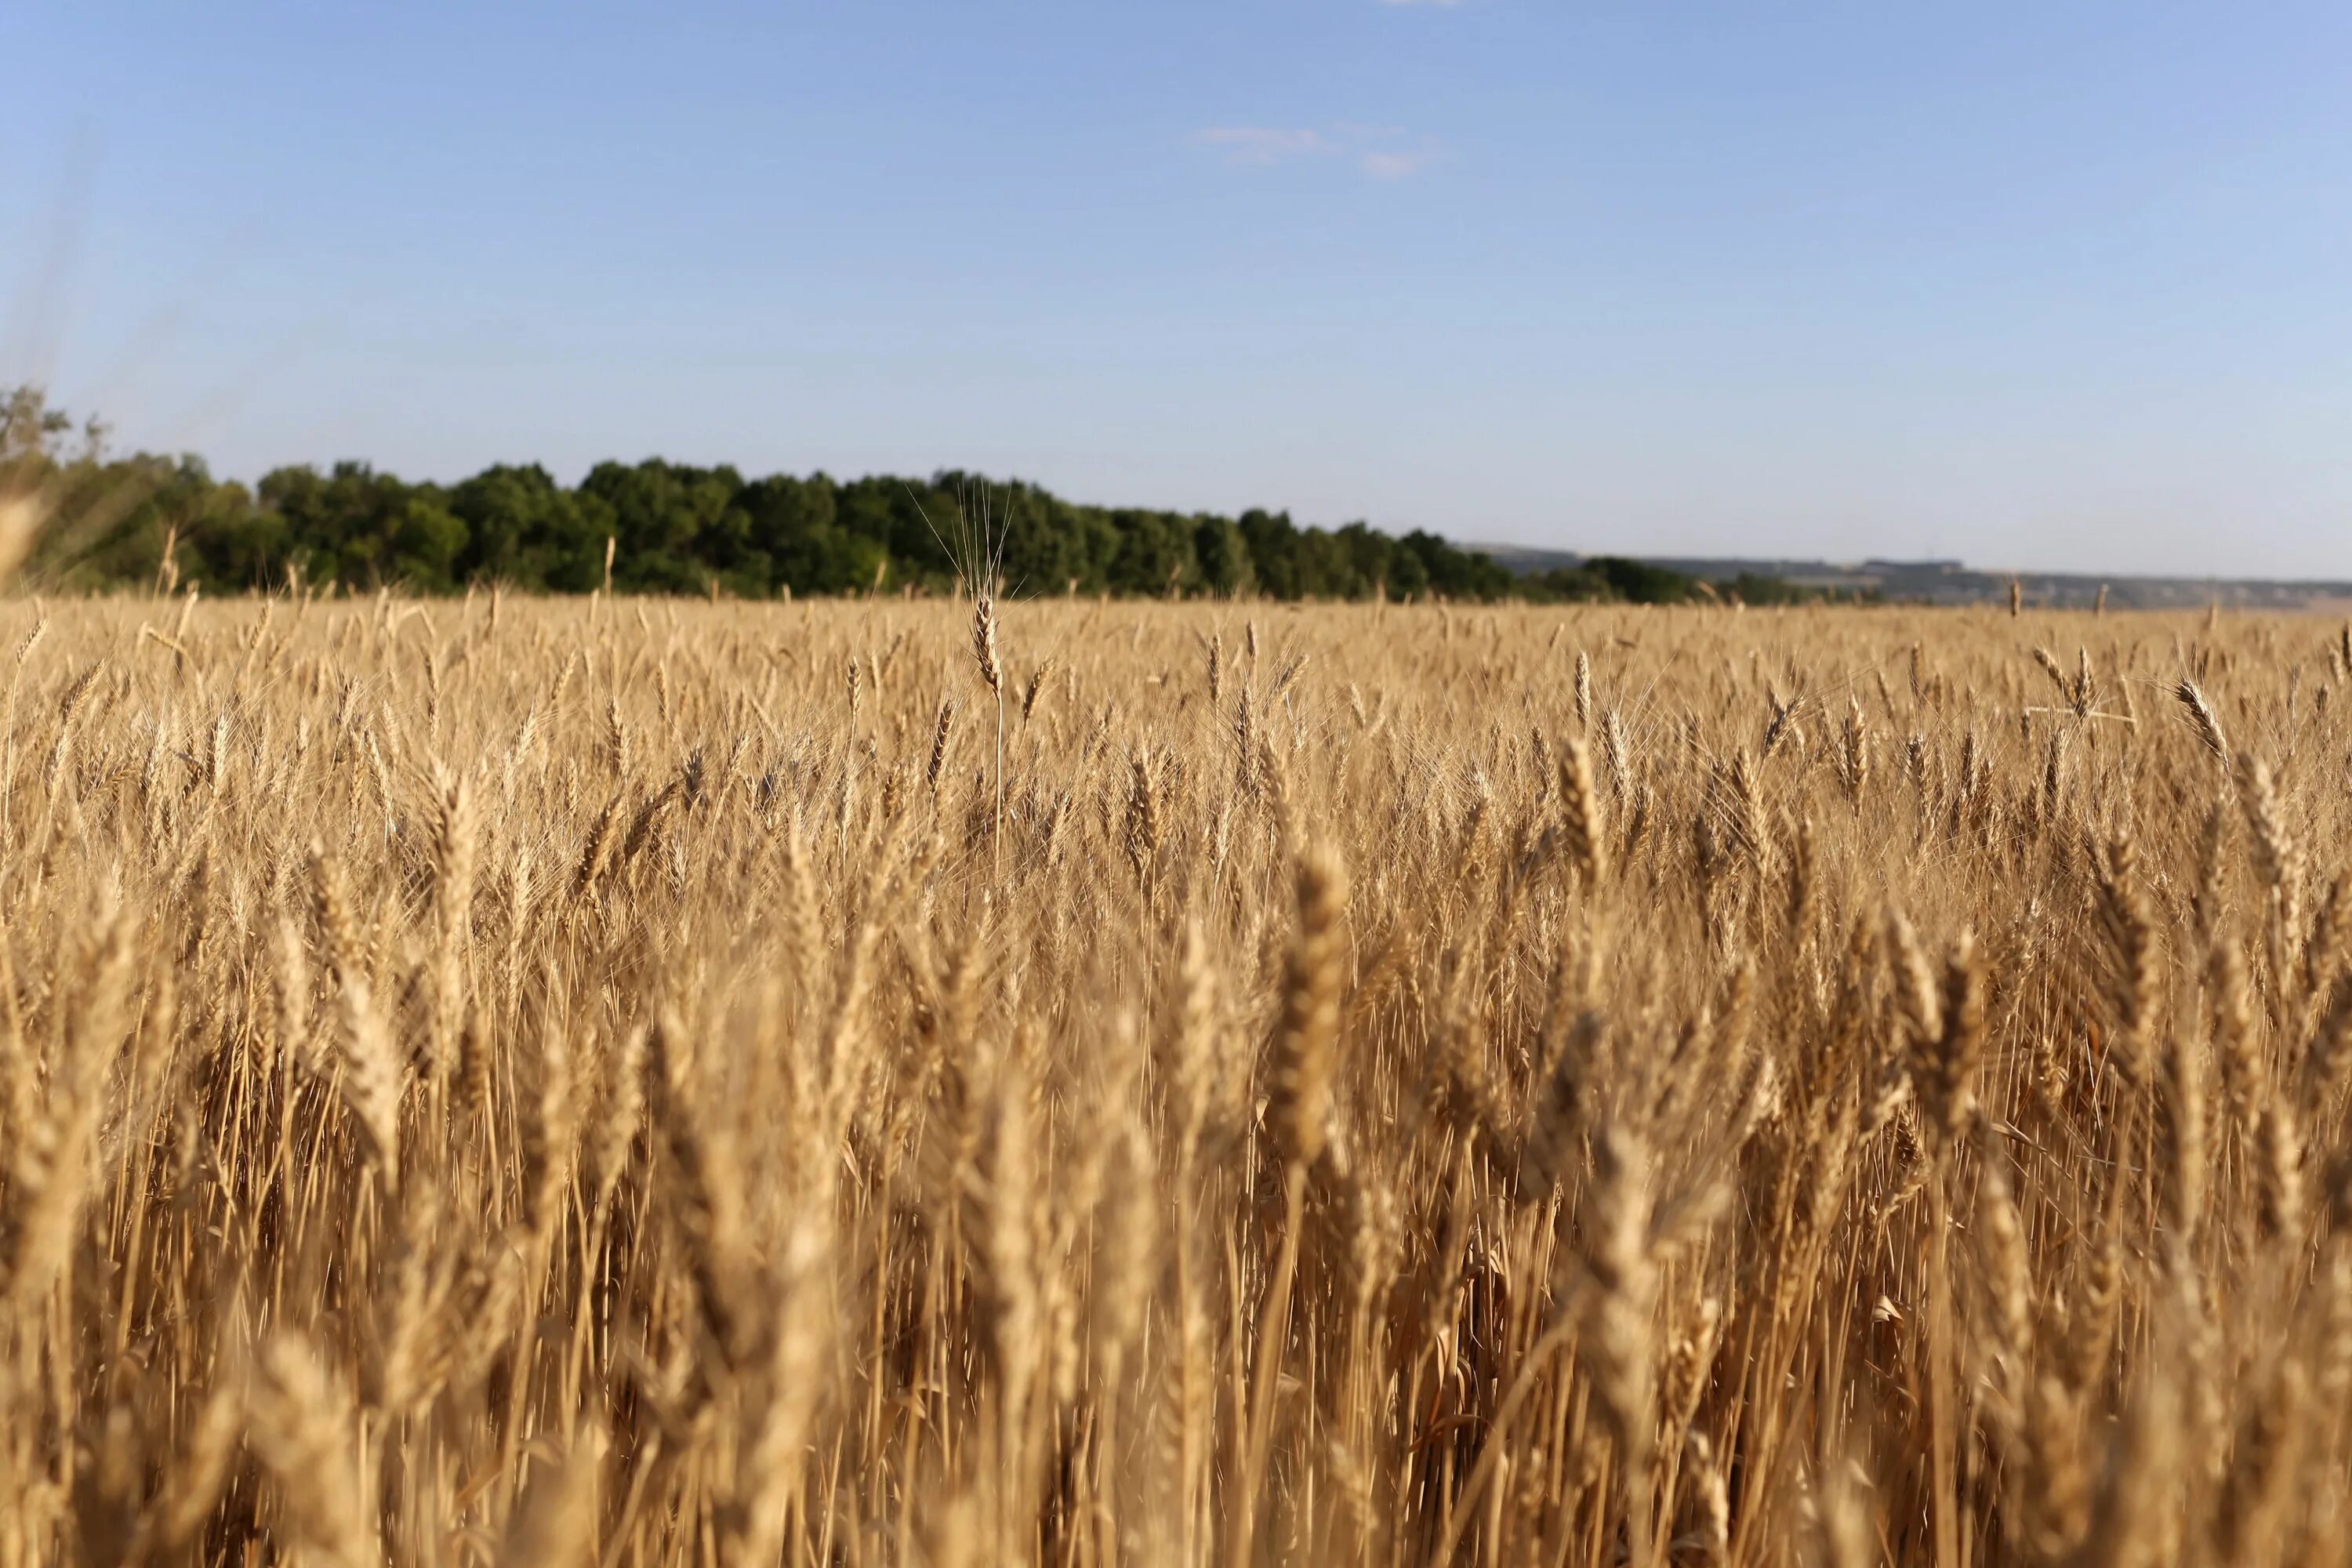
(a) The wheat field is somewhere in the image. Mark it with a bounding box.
[1,590,2348,1566]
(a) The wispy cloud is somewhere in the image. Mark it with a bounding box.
[1359,148,1439,180]
[1193,123,1442,178]
[1195,126,1337,165]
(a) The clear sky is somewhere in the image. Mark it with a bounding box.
[8,2,2352,577]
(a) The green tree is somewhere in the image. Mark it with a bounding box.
[450,464,605,590]
[579,459,742,593]
[1191,514,1255,597]
[735,474,884,594]
[260,462,456,590]
[1238,509,1300,598]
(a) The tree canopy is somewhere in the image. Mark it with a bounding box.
[0,387,1835,604]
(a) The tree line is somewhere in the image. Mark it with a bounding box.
[2,386,1824,604]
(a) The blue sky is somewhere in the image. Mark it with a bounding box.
[7,2,2352,576]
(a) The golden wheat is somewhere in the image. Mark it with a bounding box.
[0,592,2345,1565]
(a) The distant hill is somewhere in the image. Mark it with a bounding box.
[1471,544,2352,612]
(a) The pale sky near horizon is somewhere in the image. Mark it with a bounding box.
[6,2,2352,578]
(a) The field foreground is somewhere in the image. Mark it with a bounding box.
[1,593,2348,1566]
